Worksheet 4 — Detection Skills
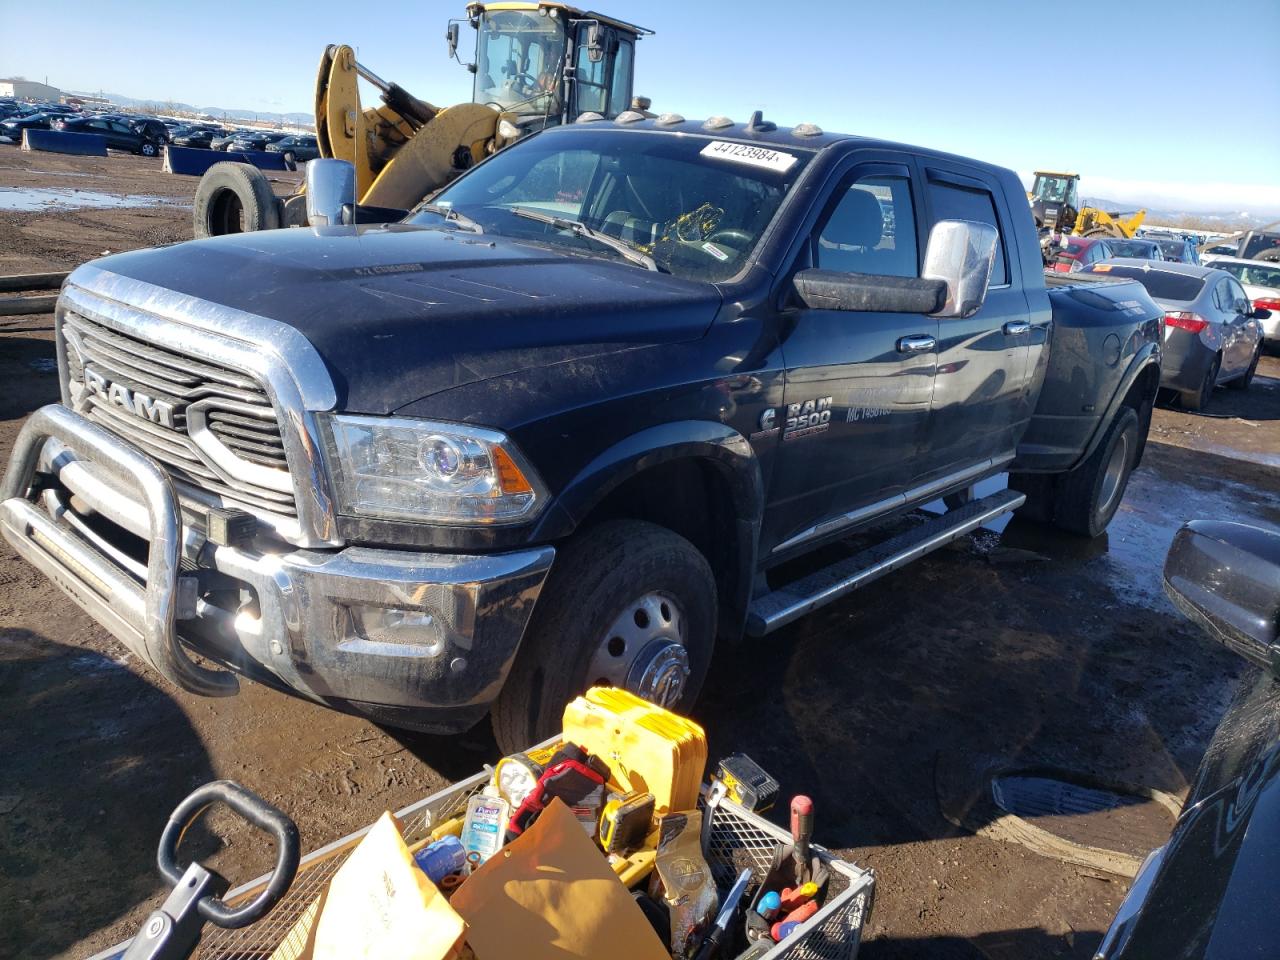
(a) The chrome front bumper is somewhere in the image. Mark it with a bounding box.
[1,405,555,732]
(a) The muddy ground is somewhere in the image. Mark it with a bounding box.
[2,147,1279,960]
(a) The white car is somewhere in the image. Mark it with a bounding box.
[1202,255,1280,346]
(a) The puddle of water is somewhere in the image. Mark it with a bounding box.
[0,186,186,212]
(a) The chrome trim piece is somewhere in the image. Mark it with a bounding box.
[751,489,1026,635]
[61,264,341,547]
[1,405,237,696]
[772,454,1014,554]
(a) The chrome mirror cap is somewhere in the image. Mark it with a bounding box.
[923,219,998,319]
[305,159,356,227]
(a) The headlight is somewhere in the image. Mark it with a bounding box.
[324,415,545,524]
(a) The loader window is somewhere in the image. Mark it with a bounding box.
[474,10,568,114]
[608,40,634,117]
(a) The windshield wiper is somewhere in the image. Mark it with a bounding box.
[418,203,484,234]
[508,206,660,272]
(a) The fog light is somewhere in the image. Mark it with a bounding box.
[347,604,447,656]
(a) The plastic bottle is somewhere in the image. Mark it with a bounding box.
[461,785,510,864]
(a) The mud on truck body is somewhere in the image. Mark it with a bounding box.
[1,117,1163,750]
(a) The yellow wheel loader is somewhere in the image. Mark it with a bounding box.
[1029,170,1146,239]
[194,2,651,237]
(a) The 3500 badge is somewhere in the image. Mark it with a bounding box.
[783,397,832,440]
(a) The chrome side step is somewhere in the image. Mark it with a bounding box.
[746,489,1025,636]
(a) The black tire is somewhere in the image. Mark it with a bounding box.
[1181,355,1220,411]
[1255,248,1280,263]
[280,193,308,228]
[140,141,158,158]
[490,519,717,754]
[1053,407,1140,537]
[1228,344,1261,390]
[1084,226,1121,239]
[1014,407,1140,539]
[193,162,280,239]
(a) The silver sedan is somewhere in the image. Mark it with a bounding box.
[1085,259,1268,410]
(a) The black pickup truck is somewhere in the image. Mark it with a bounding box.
[1,117,1163,749]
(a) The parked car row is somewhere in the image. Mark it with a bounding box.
[1084,259,1271,410]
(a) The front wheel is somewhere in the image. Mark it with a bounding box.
[1181,355,1220,411]
[491,519,717,753]
[140,141,158,157]
[1227,344,1261,391]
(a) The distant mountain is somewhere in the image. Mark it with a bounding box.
[66,89,312,127]
[1082,197,1276,232]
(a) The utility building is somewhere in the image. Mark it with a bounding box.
[0,79,61,101]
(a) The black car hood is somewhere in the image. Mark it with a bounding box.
[85,223,722,414]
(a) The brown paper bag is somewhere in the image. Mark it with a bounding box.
[450,798,668,960]
[268,811,466,960]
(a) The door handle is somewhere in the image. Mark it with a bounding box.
[896,334,936,354]
[1003,320,1032,336]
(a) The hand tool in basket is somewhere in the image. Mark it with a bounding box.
[122,781,300,960]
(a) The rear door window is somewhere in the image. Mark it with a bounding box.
[925,177,1008,285]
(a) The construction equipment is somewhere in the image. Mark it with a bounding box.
[1029,170,1146,240]
[195,2,651,236]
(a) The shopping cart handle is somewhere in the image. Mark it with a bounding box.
[157,780,301,929]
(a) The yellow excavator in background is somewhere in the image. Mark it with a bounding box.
[195,2,651,236]
[1028,171,1146,240]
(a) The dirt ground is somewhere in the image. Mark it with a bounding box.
[2,147,1279,960]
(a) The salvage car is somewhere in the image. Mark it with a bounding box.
[56,116,166,156]
[0,117,1164,749]
[1097,519,1280,960]
[1087,260,1267,409]
[265,134,320,165]
[1202,255,1280,348]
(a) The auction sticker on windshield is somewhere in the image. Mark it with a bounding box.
[700,141,798,173]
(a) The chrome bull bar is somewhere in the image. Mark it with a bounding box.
[1,404,238,696]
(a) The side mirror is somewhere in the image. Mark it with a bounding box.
[586,22,605,63]
[922,219,999,318]
[1164,520,1280,678]
[446,22,460,60]
[305,158,356,227]
[1253,307,1273,320]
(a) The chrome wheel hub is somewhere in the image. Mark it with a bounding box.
[586,591,689,706]
[1099,430,1130,515]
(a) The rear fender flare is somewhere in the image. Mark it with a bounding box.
[1077,343,1161,469]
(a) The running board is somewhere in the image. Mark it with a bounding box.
[746,489,1026,636]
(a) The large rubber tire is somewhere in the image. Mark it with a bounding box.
[490,519,717,754]
[193,162,280,239]
[1084,226,1122,239]
[1181,355,1220,411]
[1013,408,1140,539]
[1228,344,1261,390]
[280,193,308,227]
[1254,248,1280,263]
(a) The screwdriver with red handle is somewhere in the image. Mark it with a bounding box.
[791,795,813,885]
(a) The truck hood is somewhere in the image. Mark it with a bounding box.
[85,223,723,414]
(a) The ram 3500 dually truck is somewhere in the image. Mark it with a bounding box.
[1,118,1163,750]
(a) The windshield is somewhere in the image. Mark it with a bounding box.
[1033,174,1076,205]
[473,10,568,115]
[1091,265,1206,301]
[1215,261,1280,289]
[415,129,814,282]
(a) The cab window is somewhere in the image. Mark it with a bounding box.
[926,179,1008,285]
[815,174,918,278]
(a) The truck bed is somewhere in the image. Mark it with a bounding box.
[1016,275,1164,473]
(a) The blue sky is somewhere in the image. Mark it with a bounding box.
[6,0,1279,212]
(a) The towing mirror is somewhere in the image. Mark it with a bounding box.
[1164,520,1280,679]
[923,219,999,319]
[305,158,356,227]
[793,269,945,315]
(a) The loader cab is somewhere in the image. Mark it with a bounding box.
[464,2,648,125]
[1030,171,1080,234]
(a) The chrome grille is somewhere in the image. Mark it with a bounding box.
[60,309,297,517]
